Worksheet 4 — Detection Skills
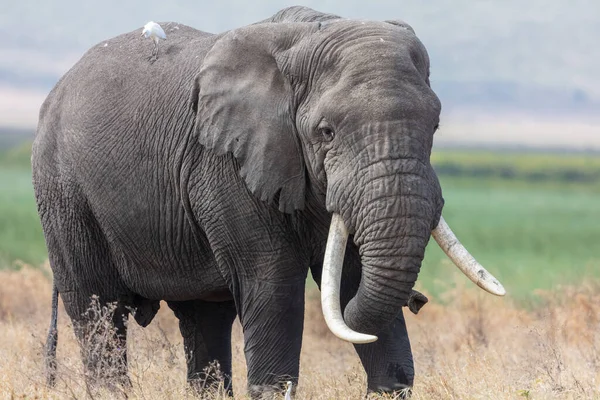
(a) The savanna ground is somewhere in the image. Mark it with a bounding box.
[1,141,599,398]
[2,265,600,399]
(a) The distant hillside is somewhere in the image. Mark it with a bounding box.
[1,1,598,119]
[433,80,599,117]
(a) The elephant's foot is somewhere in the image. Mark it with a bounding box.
[80,349,131,398]
[365,362,413,399]
[84,374,132,397]
[188,371,233,398]
[367,384,412,399]
[81,344,131,393]
[248,382,294,399]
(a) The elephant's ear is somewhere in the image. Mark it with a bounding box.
[190,23,317,213]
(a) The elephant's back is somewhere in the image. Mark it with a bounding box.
[37,22,216,127]
[80,22,214,66]
[56,22,215,107]
[34,22,217,168]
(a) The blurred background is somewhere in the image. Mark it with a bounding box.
[1,0,599,303]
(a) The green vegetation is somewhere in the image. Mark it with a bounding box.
[432,149,600,172]
[432,149,600,188]
[0,142,599,301]
[420,177,600,302]
[417,149,600,301]
[0,141,34,169]
[0,141,46,266]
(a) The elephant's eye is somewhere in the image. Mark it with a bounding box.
[317,121,335,142]
[320,127,335,141]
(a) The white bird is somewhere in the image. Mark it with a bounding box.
[285,381,293,400]
[141,21,166,61]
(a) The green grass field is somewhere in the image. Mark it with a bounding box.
[419,176,600,302]
[0,142,45,266]
[1,142,598,301]
[0,170,45,267]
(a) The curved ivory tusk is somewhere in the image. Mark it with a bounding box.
[321,213,378,344]
[432,216,506,296]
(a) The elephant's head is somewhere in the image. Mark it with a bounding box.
[190,19,505,342]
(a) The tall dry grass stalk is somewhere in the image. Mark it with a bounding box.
[0,265,598,399]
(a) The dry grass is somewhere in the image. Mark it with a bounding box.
[0,265,599,399]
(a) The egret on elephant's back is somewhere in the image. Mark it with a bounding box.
[141,21,166,61]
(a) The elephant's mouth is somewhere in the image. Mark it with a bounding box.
[320,213,506,344]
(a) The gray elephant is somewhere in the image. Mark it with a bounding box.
[32,6,504,398]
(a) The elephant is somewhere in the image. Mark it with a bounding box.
[32,6,505,398]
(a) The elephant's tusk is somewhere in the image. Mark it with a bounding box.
[432,216,506,296]
[321,213,378,344]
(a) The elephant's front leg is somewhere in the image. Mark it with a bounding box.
[354,310,414,397]
[239,279,305,398]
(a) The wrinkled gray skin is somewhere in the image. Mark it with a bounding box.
[33,6,442,398]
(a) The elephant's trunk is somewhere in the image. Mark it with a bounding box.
[346,202,433,337]
[321,213,506,343]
